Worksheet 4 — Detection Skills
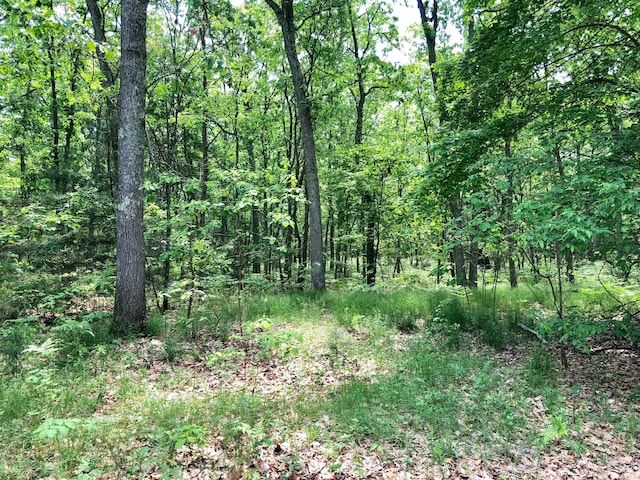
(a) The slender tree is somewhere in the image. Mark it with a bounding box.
[86,0,119,196]
[114,0,149,331]
[417,0,468,286]
[264,0,326,289]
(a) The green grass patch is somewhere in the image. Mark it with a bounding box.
[2,279,639,477]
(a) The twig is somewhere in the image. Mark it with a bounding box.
[518,322,547,344]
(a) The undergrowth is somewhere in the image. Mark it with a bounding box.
[1,279,639,478]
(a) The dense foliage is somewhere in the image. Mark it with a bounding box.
[0,0,638,335]
[1,1,639,476]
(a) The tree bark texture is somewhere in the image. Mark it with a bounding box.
[114,0,148,331]
[265,0,325,290]
[468,241,479,288]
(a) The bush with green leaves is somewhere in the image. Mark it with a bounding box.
[51,312,113,360]
[433,296,469,330]
[0,317,38,373]
[167,423,207,450]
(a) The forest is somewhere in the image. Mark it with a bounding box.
[0,0,639,478]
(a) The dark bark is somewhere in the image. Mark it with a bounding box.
[19,144,28,200]
[364,192,377,285]
[62,50,81,190]
[199,31,209,228]
[114,0,148,332]
[162,183,171,312]
[265,0,325,289]
[246,134,261,274]
[449,195,467,285]
[553,145,575,284]
[348,0,378,286]
[417,0,438,92]
[468,241,479,288]
[503,138,518,288]
[47,41,62,191]
[508,254,518,288]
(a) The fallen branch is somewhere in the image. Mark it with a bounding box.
[518,323,547,344]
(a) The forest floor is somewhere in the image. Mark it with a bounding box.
[2,289,640,479]
[113,327,639,480]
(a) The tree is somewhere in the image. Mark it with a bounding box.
[86,0,119,197]
[417,0,468,286]
[345,0,394,286]
[264,0,326,290]
[114,0,149,331]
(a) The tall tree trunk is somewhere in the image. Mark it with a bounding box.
[449,195,467,285]
[86,0,118,198]
[199,40,209,227]
[246,136,261,274]
[162,183,171,312]
[553,144,575,283]
[265,0,325,289]
[62,50,81,191]
[348,0,377,286]
[114,0,148,332]
[565,248,575,283]
[468,241,479,288]
[19,144,27,201]
[47,40,62,192]
[503,138,518,288]
[418,0,467,285]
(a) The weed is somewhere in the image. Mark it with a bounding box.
[428,313,461,350]
[0,325,28,373]
[164,335,180,362]
[51,317,95,359]
[175,315,205,340]
[434,296,469,331]
[475,308,506,350]
[125,446,154,475]
[257,329,301,359]
[542,414,568,445]
[2,282,639,477]
[527,347,557,389]
[431,438,457,464]
[33,417,84,441]
[146,311,166,336]
[168,423,207,450]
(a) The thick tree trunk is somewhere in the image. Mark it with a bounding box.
[265,0,325,290]
[162,183,171,312]
[19,144,27,201]
[199,45,209,227]
[364,193,377,285]
[565,248,575,283]
[114,0,148,332]
[508,253,518,288]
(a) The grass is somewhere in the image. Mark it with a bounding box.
[1,277,639,478]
